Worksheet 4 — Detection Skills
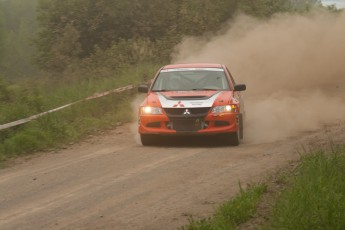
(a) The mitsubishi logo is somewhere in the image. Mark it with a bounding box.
[173,101,185,108]
[183,109,191,116]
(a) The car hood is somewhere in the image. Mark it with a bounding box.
[143,91,236,108]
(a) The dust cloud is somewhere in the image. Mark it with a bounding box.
[172,10,345,143]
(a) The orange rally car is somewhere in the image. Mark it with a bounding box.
[138,63,246,146]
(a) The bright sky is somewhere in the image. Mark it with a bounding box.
[322,0,345,8]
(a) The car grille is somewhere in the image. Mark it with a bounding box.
[164,107,210,132]
[171,119,203,132]
[164,107,210,117]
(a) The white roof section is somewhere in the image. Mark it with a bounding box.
[160,68,224,73]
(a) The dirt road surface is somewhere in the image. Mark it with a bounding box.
[0,122,344,230]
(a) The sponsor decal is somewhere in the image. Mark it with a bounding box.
[190,102,203,106]
[158,92,221,108]
[173,101,185,108]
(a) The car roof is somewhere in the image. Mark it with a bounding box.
[162,63,223,70]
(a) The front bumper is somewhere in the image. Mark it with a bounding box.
[139,112,240,135]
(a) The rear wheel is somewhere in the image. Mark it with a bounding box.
[140,134,157,146]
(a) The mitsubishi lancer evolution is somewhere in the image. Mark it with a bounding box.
[138,63,246,146]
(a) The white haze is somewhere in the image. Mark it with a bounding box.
[172,10,345,143]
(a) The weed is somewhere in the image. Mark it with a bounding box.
[265,146,345,229]
[180,183,267,230]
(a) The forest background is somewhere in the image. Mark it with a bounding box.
[0,0,324,80]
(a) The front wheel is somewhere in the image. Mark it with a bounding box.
[220,130,241,146]
[140,134,157,146]
[226,131,241,146]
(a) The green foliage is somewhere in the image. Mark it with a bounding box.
[0,12,3,61]
[0,0,38,79]
[1,0,327,79]
[34,0,183,72]
[34,0,297,74]
[177,0,239,36]
[0,76,11,101]
[266,147,345,229]
[80,38,158,76]
[291,0,321,11]
[181,184,267,230]
[0,93,134,158]
[238,0,292,18]
[0,63,159,160]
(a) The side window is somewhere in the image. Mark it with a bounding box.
[225,67,236,88]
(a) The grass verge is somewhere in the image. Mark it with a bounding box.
[180,144,345,230]
[0,63,160,124]
[264,145,345,229]
[0,91,134,161]
[180,183,267,230]
[0,63,160,161]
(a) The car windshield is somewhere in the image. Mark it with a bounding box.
[151,68,230,91]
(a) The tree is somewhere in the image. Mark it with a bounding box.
[178,0,238,36]
[290,0,322,11]
[238,0,292,18]
[34,0,304,74]
[0,5,4,63]
[0,0,38,79]
[35,0,182,71]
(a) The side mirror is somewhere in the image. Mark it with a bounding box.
[138,85,149,93]
[234,84,246,91]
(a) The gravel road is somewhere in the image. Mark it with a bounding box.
[0,122,344,230]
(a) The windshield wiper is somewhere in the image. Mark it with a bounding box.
[192,88,219,91]
[151,89,169,92]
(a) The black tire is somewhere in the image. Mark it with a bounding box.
[140,134,157,146]
[228,131,241,146]
[223,131,240,146]
[239,113,244,140]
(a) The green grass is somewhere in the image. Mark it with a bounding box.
[0,63,160,161]
[265,145,345,230]
[0,92,134,161]
[179,145,345,230]
[0,63,160,124]
[180,183,267,230]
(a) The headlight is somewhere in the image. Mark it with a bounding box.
[140,106,163,115]
[212,105,237,114]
